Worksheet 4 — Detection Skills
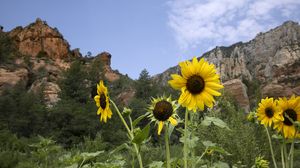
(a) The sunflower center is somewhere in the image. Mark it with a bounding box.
[265,107,274,118]
[186,75,205,94]
[283,109,297,126]
[153,100,173,121]
[99,93,107,109]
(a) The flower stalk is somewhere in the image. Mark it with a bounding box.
[183,108,189,168]
[265,127,277,168]
[110,99,143,168]
[165,125,171,168]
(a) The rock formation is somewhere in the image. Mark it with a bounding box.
[95,52,120,82]
[0,19,123,106]
[154,21,300,112]
[0,67,28,93]
[8,18,70,59]
[223,79,250,112]
[1,19,299,110]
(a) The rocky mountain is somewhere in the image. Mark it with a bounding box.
[0,18,122,107]
[154,21,300,112]
[1,19,299,111]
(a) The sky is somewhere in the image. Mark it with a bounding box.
[1,0,300,79]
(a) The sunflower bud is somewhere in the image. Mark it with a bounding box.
[254,156,269,168]
[122,107,132,117]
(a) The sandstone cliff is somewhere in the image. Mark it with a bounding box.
[153,21,300,112]
[0,18,122,107]
[8,18,70,59]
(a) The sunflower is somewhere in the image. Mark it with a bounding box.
[168,57,223,111]
[147,96,178,135]
[94,80,112,123]
[256,97,282,127]
[274,95,300,138]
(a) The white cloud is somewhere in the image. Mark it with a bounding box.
[167,0,300,51]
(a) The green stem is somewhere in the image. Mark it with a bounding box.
[281,144,285,168]
[283,138,289,168]
[265,127,278,168]
[165,125,171,168]
[289,133,296,168]
[79,158,85,168]
[184,108,189,168]
[196,147,208,164]
[128,116,135,168]
[110,100,143,168]
[190,113,195,168]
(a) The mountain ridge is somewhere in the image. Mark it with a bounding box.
[153,20,300,111]
[1,19,299,111]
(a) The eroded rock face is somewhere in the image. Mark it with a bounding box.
[223,79,250,112]
[154,21,300,111]
[8,18,70,59]
[117,89,136,105]
[261,84,300,98]
[29,78,61,107]
[0,68,28,92]
[95,52,120,82]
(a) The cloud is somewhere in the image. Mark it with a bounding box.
[167,0,300,51]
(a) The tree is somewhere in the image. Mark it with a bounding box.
[59,61,90,103]
[0,33,16,63]
[135,69,152,100]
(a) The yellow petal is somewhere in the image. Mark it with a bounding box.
[205,87,221,96]
[97,84,101,95]
[205,82,224,90]
[188,96,197,111]
[97,108,102,115]
[179,61,193,79]
[102,110,107,123]
[196,95,205,111]
[200,92,214,108]
[169,117,178,126]
[158,121,164,135]
[107,108,113,118]
[94,95,100,107]
[178,90,189,105]
[204,74,220,82]
[168,74,187,90]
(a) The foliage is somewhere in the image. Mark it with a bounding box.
[1,48,299,168]
[59,61,90,103]
[0,82,47,137]
[0,32,16,64]
[196,96,278,167]
[135,69,152,100]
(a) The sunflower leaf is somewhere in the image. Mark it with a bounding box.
[202,140,216,147]
[209,146,232,155]
[168,123,175,138]
[212,161,230,168]
[148,161,164,168]
[132,123,150,145]
[132,114,147,127]
[109,143,130,155]
[201,116,231,130]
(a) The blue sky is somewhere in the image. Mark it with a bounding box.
[1,0,300,79]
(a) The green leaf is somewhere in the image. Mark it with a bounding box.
[148,161,164,168]
[209,146,231,156]
[179,130,199,149]
[80,151,104,160]
[272,134,283,140]
[168,123,175,138]
[212,161,230,168]
[201,116,231,130]
[132,114,147,127]
[132,124,150,145]
[202,140,216,147]
[109,143,130,155]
